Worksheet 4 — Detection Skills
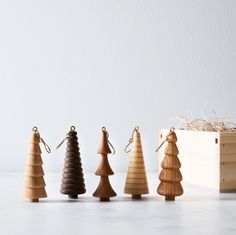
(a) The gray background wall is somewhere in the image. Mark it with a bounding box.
[0,0,235,173]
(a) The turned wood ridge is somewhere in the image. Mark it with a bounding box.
[124,126,149,199]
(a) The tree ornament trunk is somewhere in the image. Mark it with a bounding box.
[132,194,142,199]
[165,196,175,201]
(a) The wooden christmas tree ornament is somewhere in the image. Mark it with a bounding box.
[157,128,184,201]
[22,127,51,202]
[93,127,116,201]
[124,127,149,199]
[57,126,86,199]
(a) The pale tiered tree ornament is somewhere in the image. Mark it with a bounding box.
[22,127,51,202]
[124,127,149,199]
[57,126,86,199]
[93,127,117,201]
[156,127,184,201]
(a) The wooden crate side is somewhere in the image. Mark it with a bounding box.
[220,181,236,192]
[220,162,236,179]
[219,133,236,191]
[159,129,220,190]
[220,133,236,144]
[220,144,236,154]
[220,154,236,163]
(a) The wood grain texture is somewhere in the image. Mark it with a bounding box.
[124,129,149,198]
[157,131,183,201]
[22,132,47,202]
[220,133,236,144]
[159,129,220,191]
[220,154,236,163]
[93,176,117,200]
[23,177,46,188]
[97,129,112,154]
[160,129,236,192]
[93,128,116,201]
[60,130,86,199]
[95,154,114,176]
[24,165,44,177]
[26,154,43,166]
[220,143,236,154]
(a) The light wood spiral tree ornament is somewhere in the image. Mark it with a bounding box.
[124,126,149,199]
[22,127,51,202]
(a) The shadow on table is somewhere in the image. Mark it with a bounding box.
[38,195,160,203]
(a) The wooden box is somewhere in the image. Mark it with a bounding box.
[159,129,236,192]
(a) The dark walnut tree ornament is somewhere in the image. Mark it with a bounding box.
[93,127,117,201]
[156,128,184,201]
[57,126,86,199]
[22,127,51,202]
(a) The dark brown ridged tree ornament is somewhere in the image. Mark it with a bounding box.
[57,126,86,199]
[93,127,116,201]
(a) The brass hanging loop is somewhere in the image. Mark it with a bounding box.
[56,126,76,150]
[102,126,115,154]
[56,135,68,150]
[124,138,133,153]
[32,126,39,135]
[124,126,139,153]
[40,137,51,153]
[155,127,175,152]
[108,139,115,154]
[33,126,51,153]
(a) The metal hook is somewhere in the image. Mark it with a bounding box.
[56,135,68,150]
[102,126,115,154]
[40,137,51,153]
[32,126,39,135]
[32,127,51,153]
[124,126,139,153]
[124,138,133,153]
[56,126,75,150]
[32,126,38,132]
[155,127,175,152]
[102,126,110,139]
[108,139,115,154]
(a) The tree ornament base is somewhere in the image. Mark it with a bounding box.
[100,197,110,202]
[68,195,78,199]
[29,198,39,202]
[165,196,175,201]
[132,194,142,199]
